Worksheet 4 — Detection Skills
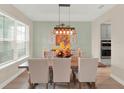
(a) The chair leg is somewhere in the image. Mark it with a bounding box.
[49,67,53,85]
[46,83,48,89]
[29,83,32,89]
[87,82,92,89]
[79,82,82,89]
[72,70,76,85]
[91,82,96,89]
[29,82,32,89]
[53,83,55,89]
[30,83,35,89]
[28,73,32,88]
[68,83,70,89]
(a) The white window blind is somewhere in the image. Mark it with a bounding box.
[0,13,29,66]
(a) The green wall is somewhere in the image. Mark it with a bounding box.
[33,22,92,57]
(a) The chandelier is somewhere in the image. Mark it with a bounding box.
[53,4,77,35]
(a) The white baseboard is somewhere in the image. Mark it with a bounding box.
[111,74,124,86]
[0,69,25,89]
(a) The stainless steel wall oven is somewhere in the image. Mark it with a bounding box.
[101,40,111,59]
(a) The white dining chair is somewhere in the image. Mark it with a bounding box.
[28,58,49,89]
[78,58,98,89]
[52,58,71,88]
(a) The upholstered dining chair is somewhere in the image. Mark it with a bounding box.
[28,58,49,89]
[52,58,71,89]
[78,58,98,89]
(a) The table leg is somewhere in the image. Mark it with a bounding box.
[91,82,96,89]
[27,70,33,88]
[49,67,53,85]
[72,69,76,85]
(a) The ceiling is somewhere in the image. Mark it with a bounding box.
[13,4,116,21]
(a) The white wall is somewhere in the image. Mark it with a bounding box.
[0,4,33,88]
[92,5,124,85]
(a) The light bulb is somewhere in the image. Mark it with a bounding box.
[63,31,65,34]
[56,31,58,34]
[60,31,62,34]
[70,31,73,35]
[67,31,69,34]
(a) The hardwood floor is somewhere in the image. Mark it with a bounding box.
[4,67,124,89]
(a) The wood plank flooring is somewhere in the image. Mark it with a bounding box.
[4,67,124,89]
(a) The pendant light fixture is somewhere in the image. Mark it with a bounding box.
[53,4,77,35]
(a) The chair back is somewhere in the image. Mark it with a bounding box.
[52,58,71,82]
[71,50,78,56]
[78,58,98,82]
[28,58,49,83]
[44,51,55,66]
[44,51,54,58]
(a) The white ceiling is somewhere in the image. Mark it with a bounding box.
[13,4,116,21]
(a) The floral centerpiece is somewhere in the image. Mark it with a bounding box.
[55,42,72,58]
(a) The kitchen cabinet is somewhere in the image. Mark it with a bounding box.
[101,24,111,40]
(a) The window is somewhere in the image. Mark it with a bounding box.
[0,15,3,39]
[0,13,29,66]
[16,23,27,58]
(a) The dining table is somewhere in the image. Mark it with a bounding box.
[18,56,78,87]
